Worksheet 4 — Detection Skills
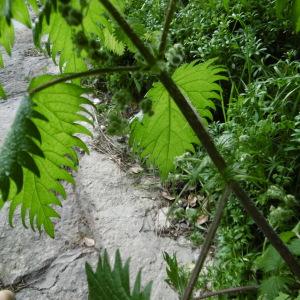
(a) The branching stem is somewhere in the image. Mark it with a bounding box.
[158,0,177,58]
[182,187,230,300]
[193,285,258,299]
[29,66,140,95]
[97,0,300,279]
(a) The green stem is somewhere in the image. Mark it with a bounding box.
[158,0,177,58]
[96,0,300,280]
[182,187,230,300]
[28,66,140,95]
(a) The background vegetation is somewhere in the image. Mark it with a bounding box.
[95,0,300,298]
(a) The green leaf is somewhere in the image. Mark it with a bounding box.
[274,292,291,300]
[10,0,32,28]
[294,0,300,32]
[288,238,300,256]
[0,75,93,237]
[255,244,284,272]
[260,276,290,300]
[275,0,288,18]
[0,17,14,55]
[0,97,43,200]
[163,252,188,297]
[0,83,6,99]
[130,59,225,178]
[34,0,126,73]
[86,250,152,300]
[0,0,36,57]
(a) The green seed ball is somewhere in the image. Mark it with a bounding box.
[170,54,182,66]
[66,9,83,26]
[74,31,88,48]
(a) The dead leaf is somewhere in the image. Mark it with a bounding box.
[129,165,144,174]
[161,191,175,201]
[187,194,198,207]
[196,215,209,225]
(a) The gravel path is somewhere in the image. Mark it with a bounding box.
[0,23,197,300]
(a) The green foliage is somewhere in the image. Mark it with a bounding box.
[163,252,188,297]
[86,250,152,300]
[260,276,290,300]
[0,83,6,99]
[276,0,300,31]
[34,0,126,73]
[0,0,37,69]
[254,232,300,298]
[130,60,225,178]
[0,75,93,237]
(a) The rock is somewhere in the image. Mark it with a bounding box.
[0,290,15,300]
[0,22,198,300]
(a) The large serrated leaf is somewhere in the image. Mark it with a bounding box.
[130,59,226,178]
[260,276,290,300]
[34,0,126,73]
[0,0,36,56]
[0,75,93,237]
[86,250,152,300]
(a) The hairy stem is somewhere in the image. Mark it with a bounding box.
[182,187,230,300]
[97,0,300,280]
[194,286,258,299]
[29,66,140,95]
[158,0,177,58]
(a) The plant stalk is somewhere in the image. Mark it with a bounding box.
[158,0,177,58]
[182,187,230,300]
[29,66,140,95]
[193,285,258,299]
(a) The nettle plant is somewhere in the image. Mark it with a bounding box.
[0,0,300,299]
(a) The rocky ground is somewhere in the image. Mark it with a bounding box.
[0,23,198,299]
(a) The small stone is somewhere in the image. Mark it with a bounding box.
[81,237,95,247]
[0,290,15,300]
[93,98,101,105]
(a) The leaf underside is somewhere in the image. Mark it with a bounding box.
[34,0,126,74]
